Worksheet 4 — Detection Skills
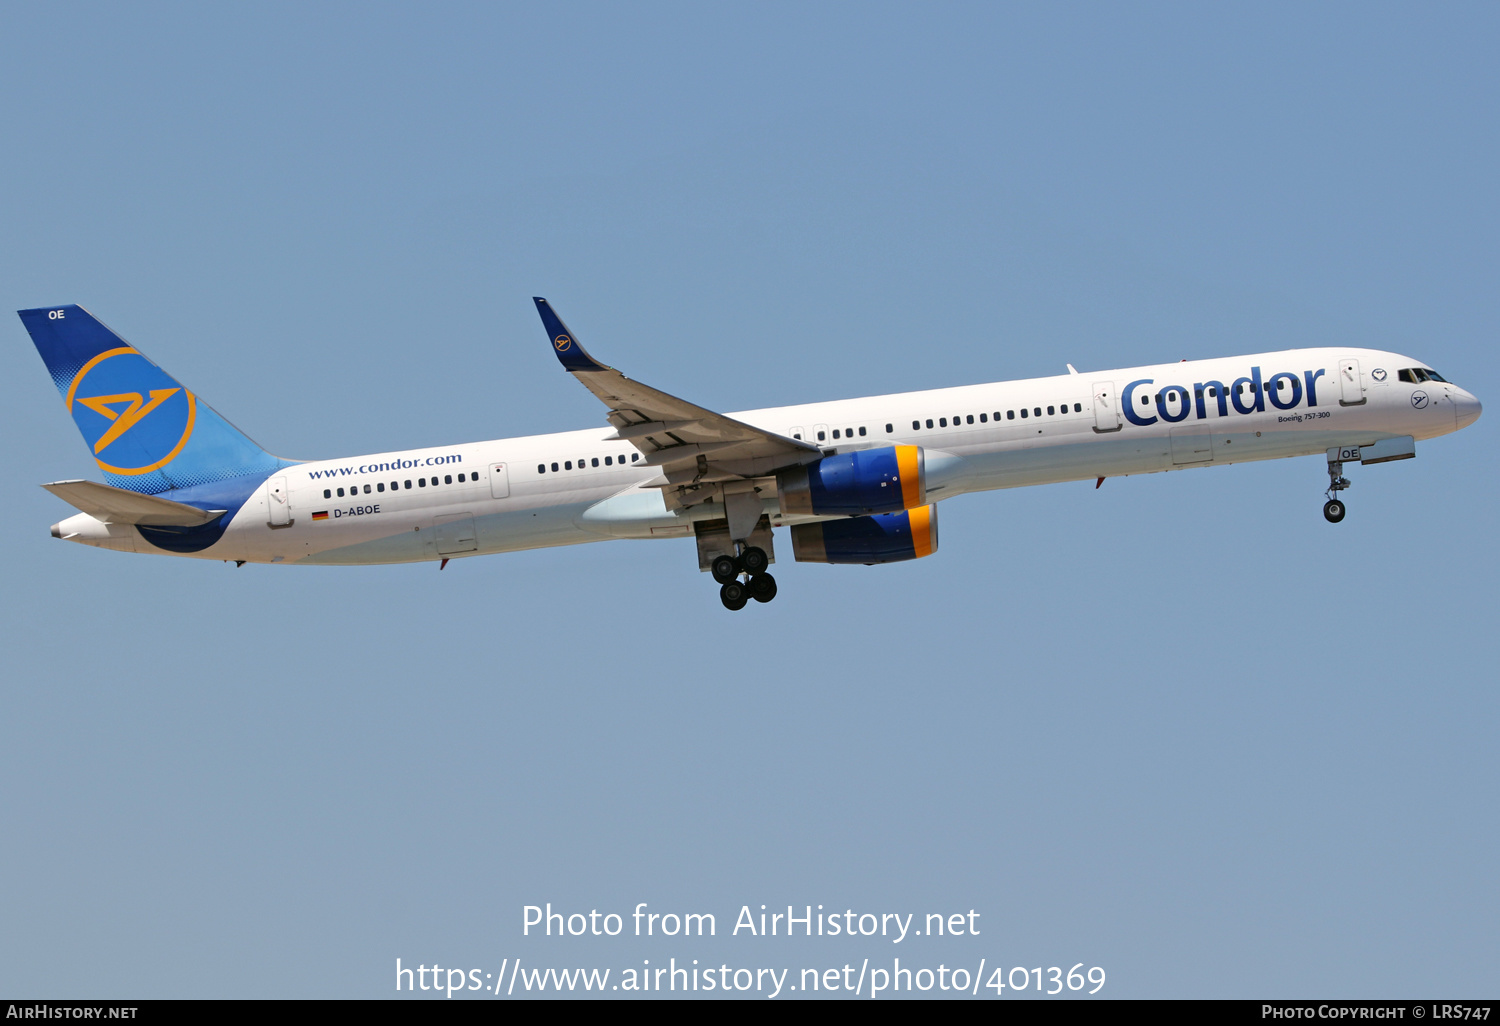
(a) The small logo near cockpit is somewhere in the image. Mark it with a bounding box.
[554,334,572,352]
[1411,391,1429,409]
[1371,368,1387,381]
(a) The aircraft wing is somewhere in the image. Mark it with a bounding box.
[532,298,822,506]
[42,479,226,526]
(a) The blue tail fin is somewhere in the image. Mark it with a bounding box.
[19,305,292,494]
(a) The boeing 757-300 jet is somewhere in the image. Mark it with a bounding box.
[20,300,1482,610]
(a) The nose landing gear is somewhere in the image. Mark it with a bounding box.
[1324,456,1351,523]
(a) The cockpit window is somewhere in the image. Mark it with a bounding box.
[1423,368,1447,383]
[1398,368,1447,384]
[1398,369,1414,383]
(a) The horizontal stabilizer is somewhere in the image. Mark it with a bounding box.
[42,479,225,526]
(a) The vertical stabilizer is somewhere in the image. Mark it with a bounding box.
[19,305,292,495]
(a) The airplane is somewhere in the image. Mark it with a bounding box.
[19,300,1482,610]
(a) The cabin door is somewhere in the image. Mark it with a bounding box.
[1338,359,1366,406]
[267,476,292,527]
[1092,382,1121,432]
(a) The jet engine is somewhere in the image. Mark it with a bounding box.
[777,445,925,516]
[790,505,938,564]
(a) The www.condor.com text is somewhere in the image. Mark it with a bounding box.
[395,958,1106,998]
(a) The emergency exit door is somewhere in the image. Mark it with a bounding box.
[489,463,510,499]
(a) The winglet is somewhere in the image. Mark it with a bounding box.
[533,297,608,372]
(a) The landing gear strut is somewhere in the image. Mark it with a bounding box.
[718,543,777,610]
[1324,457,1350,523]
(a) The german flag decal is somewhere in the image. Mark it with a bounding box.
[312,510,329,521]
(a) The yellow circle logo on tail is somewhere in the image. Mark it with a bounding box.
[554,334,572,352]
[66,347,197,475]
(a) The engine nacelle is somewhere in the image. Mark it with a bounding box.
[790,505,939,565]
[777,445,925,516]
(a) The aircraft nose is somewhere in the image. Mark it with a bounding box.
[1454,387,1483,430]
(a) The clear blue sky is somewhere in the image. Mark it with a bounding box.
[1,1,1495,999]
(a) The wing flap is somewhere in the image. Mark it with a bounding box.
[43,479,225,526]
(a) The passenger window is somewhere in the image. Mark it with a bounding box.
[338,487,345,497]
[538,464,546,473]
[405,480,412,489]
[939,418,947,427]
[1007,410,1015,420]
[912,420,920,430]
[418,478,426,487]
[377,482,385,492]
[979,413,987,423]
[323,489,331,498]
[1047,406,1055,415]
[549,464,557,473]
[1074,403,1081,412]
[886,423,894,433]
[1021,409,1028,419]
[846,427,854,436]
[966,415,973,424]
[631,453,639,462]
[832,429,840,439]
[817,430,826,441]
[391,482,398,491]
[859,426,867,436]
[363,484,371,494]
[590,459,598,468]
[605,456,612,465]
[925,419,933,429]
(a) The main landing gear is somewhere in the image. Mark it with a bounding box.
[1323,456,1351,523]
[714,545,776,611]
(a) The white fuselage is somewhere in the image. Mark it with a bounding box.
[54,347,1482,564]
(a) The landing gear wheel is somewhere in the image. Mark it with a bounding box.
[740,546,769,576]
[1323,499,1346,524]
[748,572,778,603]
[711,554,740,584]
[720,581,748,611]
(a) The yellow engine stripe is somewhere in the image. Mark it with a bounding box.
[910,504,935,558]
[896,445,922,509]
